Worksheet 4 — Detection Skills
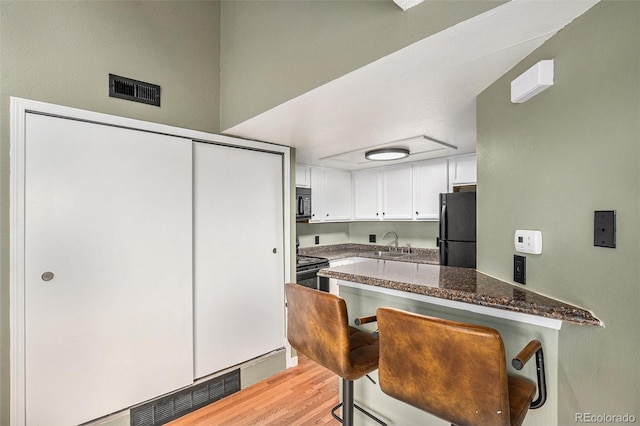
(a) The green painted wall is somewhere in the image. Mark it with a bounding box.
[477,1,640,423]
[0,2,221,424]
[219,0,506,129]
[297,222,350,247]
[297,221,439,249]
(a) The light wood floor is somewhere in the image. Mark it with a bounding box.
[167,354,339,425]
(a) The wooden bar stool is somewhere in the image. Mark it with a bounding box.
[376,307,546,426]
[284,283,387,426]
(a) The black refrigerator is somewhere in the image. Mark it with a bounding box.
[438,192,476,268]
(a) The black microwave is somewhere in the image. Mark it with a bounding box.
[296,187,312,221]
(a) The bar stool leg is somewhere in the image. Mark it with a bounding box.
[331,379,387,426]
[331,379,354,426]
[343,379,354,426]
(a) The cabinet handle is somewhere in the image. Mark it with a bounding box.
[272,248,277,254]
[376,213,379,216]
[326,214,329,217]
[41,271,54,282]
[416,211,419,215]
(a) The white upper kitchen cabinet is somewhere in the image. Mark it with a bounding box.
[381,164,413,220]
[295,164,311,188]
[448,153,477,191]
[354,164,413,220]
[310,167,352,221]
[353,169,381,220]
[413,158,449,220]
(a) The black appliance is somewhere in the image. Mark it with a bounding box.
[438,191,476,268]
[296,255,330,292]
[295,235,329,291]
[296,187,312,222]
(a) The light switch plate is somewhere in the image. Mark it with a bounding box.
[514,230,542,254]
[594,210,616,248]
[514,255,526,285]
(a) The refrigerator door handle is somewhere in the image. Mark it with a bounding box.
[440,241,447,265]
[440,203,447,241]
[439,201,447,265]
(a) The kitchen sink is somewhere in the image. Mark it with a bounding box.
[365,250,409,258]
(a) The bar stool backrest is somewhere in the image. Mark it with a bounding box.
[285,283,352,378]
[377,307,511,426]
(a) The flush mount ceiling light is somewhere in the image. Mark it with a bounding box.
[365,147,410,161]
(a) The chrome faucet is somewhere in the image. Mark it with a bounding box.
[383,231,399,250]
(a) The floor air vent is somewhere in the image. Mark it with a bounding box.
[109,74,161,106]
[130,369,240,426]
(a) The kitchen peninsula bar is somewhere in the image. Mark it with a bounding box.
[317,258,601,329]
[315,257,601,425]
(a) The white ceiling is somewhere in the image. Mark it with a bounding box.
[224,0,599,171]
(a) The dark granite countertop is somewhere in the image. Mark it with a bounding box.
[298,243,440,264]
[317,258,602,327]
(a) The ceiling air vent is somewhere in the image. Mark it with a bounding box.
[109,74,161,107]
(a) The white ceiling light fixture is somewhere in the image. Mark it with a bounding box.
[365,147,410,161]
[319,135,455,169]
[511,59,554,103]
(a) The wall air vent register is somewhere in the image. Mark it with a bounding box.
[130,369,240,426]
[109,74,161,107]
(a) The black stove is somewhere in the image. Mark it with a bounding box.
[295,255,330,292]
[296,255,330,271]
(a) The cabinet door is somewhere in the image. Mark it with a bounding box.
[193,143,285,379]
[353,169,381,220]
[382,165,413,220]
[414,158,449,220]
[323,169,352,221]
[449,154,477,190]
[295,165,311,188]
[310,167,324,221]
[25,114,193,426]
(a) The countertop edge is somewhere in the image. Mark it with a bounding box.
[318,266,603,328]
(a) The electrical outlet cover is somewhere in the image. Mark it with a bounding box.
[594,211,616,248]
[514,255,526,285]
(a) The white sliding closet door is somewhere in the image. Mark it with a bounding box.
[24,113,193,426]
[194,142,285,379]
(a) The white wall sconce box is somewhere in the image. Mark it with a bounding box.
[392,0,424,11]
[511,60,554,103]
